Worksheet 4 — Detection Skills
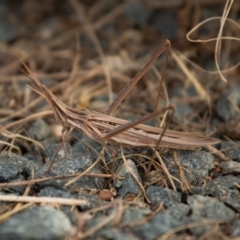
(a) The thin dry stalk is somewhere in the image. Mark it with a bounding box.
[0,195,86,206]
[64,147,106,187]
[172,150,192,193]
[187,0,240,81]
[0,127,44,150]
[0,172,120,188]
[120,146,150,203]
[0,141,20,154]
[154,151,177,191]
[1,111,52,130]
[171,50,208,99]
[76,203,118,239]
[0,202,34,224]
[70,0,113,104]
[10,168,34,219]
[157,220,226,240]
[122,202,164,228]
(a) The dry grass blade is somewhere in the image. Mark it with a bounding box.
[0,195,86,206]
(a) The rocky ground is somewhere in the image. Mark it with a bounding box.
[0,0,240,239]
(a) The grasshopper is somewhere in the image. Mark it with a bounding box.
[20,40,222,170]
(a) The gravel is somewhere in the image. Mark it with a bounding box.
[0,206,74,240]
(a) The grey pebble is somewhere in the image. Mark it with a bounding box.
[28,119,51,141]
[84,211,114,231]
[35,152,105,190]
[0,154,33,182]
[165,203,190,221]
[84,208,149,239]
[43,142,72,162]
[146,186,182,208]
[23,152,43,170]
[0,206,74,240]
[114,159,142,197]
[122,207,151,225]
[38,186,73,198]
[192,175,240,198]
[224,197,240,213]
[87,207,183,240]
[205,175,240,190]
[165,150,214,185]
[219,160,240,174]
[38,186,104,212]
[75,192,105,211]
[186,195,235,236]
[184,215,214,236]
[131,212,182,240]
[187,195,235,221]
[88,229,139,240]
[192,185,239,198]
[221,141,240,162]
[38,186,79,225]
[232,218,240,237]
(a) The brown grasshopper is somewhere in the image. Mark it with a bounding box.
[20,40,222,170]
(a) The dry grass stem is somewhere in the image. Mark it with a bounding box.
[157,220,226,240]
[0,195,87,206]
[0,202,34,224]
[0,172,120,188]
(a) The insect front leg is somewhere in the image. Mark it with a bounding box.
[46,127,74,173]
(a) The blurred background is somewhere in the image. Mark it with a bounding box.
[0,0,239,134]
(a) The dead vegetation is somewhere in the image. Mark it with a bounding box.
[0,0,240,239]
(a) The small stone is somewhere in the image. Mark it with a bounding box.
[206,175,240,190]
[91,228,137,240]
[28,119,51,140]
[224,197,240,212]
[0,206,74,240]
[76,193,107,211]
[35,152,105,190]
[165,203,190,221]
[192,185,239,198]
[131,212,182,240]
[165,150,214,185]
[146,186,182,208]
[122,207,151,225]
[187,195,235,221]
[221,140,240,162]
[219,161,240,174]
[186,195,235,236]
[184,215,213,236]
[44,142,72,162]
[38,186,73,198]
[114,159,142,197]
[0,154,33,182]
[232,219,240,237]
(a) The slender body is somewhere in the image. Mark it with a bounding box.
[22,40,219,152]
